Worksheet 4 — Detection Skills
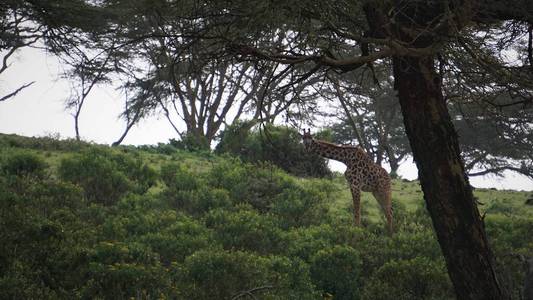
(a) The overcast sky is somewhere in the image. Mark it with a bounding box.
[1,48,532,191]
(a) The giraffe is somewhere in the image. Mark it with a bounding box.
[302,129,393,233]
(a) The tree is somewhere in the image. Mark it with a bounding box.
[321,69,410,178]
[1,0,115,139]
[441,26,533,180]
[324,56,533,180]
[121,57,285,147]
[77,1,323,147]
[0,2,38,101]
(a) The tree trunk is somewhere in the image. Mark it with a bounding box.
[393,54,509,299]
[524,257,533,300]
[387,155,399,179]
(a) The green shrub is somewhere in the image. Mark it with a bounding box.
[1,151,47,178]
[0,133,88,151]
[0,175,89,299]
[169,132,210,151]
[59,152,131,205]
[270,180,330,228]
[310,245,362,300]
[137,215,214,264]
[284,224,340,261]
[82,241,172,299]
[216,122,331,178]
[204,206,284,254]
[160,162,199,191]
[176,249,318,300]
[361,257,453,300]
[177,249,271,300]
[58,149,156,205]
[160,162,232,214]
[486,199,516,215]
[207,159,296,212]
[112,154,157,194]
[486,215,533,251]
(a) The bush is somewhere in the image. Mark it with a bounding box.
[284,224,340,261]
[137,214,214,264]
[59,151,132,205]
[485,215,533,298]
[270,180,331,228]
[361,257,453,300]
[176,249,318,299]
[82,241,172,299]
[486,215,533,251]
[204,206,284,254]
[169,132,210,152]
[207,159,295,212]
[310,245,362,300]
[58,149,156,205]
[1,151,47,179]
[160,162,199,191]
[0,173,89,299]
[160,162,232,214]
[216,122,331,178]
[0,133,88,152]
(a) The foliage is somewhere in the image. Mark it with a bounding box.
[216,122,332,177]
[1,151,48,179]
[176,249,317,299]
[361,257,453,300]
[8,0,533,296]
[0,133,89,152]
[204,206,285,254]
[0,135,532,299]
[309,245,362,300]
[169,133,210,152]
[58,148,156,205]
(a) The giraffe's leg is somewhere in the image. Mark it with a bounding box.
[373,188,393,234]
[349,187,362,226]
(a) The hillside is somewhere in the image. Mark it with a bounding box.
[1,133,532,299]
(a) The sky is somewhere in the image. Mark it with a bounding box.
[1,47,532,191]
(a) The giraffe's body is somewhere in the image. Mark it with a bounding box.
[302,130,393,233]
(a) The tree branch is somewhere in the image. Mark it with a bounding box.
[0,81,35,102]
[468,165,533,179]
[231,285,274,300]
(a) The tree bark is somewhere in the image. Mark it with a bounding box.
[524,257,533,300]
[393,54,509,299]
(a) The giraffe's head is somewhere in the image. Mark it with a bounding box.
[302,128,313,148]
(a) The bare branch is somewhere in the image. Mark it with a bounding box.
[0,81,35,102]
[231,285,274,300]
[468,165,533,179]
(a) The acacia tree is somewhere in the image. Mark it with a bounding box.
[324,59,533,180]
[81,1,322,147]
[321,70,410,177]
[0,2,40,101]
[1,0,115,140]
[442,26,533,180]
[114,50,318,147]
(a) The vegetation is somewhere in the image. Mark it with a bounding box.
[1,133,531,299]
[216,123,331,178]
[4,0,533,298]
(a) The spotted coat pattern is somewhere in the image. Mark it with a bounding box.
[303,130,393,233]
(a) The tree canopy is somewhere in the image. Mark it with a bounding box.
[4,1,533,299]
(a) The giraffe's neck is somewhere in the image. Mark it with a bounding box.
[306,139,350,163]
